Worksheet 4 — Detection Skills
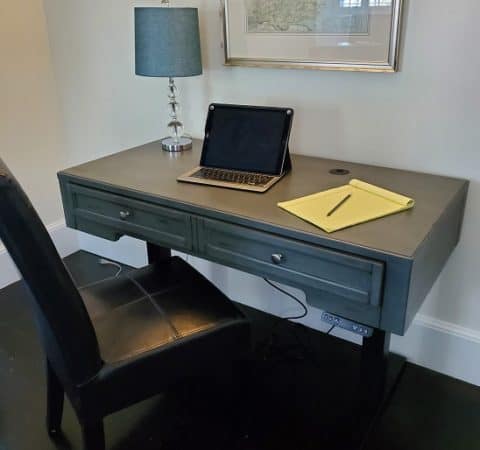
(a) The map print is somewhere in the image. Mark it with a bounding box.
[246,0,370,34]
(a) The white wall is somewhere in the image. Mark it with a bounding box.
[0,1,79,287]
[43,0,480,384]
[43,0,165,166]
[0,0,67,224]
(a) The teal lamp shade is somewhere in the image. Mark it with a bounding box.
[135,7,203,78]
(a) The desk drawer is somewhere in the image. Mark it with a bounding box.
[198,219,384,325]
[70,184,193,251]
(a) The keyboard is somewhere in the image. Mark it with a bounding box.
[191,168,274,187]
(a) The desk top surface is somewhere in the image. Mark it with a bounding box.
[60,140,468,259]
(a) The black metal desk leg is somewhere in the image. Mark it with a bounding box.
[353,329,392,448]
[146,243,172,264]
[360,330,391,408]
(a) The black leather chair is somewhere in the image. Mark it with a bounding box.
[0,159,251,450]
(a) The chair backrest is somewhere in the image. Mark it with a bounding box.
[0,159,102,385]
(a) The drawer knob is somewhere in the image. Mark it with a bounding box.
[119,210,131,220]
[271,253,285,265]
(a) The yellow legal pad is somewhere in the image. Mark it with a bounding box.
[278,179,415,233]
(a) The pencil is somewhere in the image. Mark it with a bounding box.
[327,194,352,217]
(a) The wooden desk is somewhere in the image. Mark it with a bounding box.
[58,139,468,445]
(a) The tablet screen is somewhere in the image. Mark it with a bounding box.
[200,104,293,175]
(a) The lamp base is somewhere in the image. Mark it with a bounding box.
[161,137,193,152]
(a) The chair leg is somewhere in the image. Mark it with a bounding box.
[81,420,105,450]
[46,360,64,436]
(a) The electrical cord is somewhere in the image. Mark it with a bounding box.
[77,259,123,289]
[99,259,123,278]
[259,278,307,362]
[263,278,308,320]
[260,278,336,364]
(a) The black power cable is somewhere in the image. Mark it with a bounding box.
[263,278,308,320]
[260,279,336,364]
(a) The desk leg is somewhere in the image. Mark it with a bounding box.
[360,329,391,412]
[352,329,404,449]
[146,243,171,264]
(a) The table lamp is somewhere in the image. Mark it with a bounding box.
[135,4,203,152]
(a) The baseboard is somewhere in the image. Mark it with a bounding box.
[391,314,480,387]
[0,219,80,289]
[414,314,480,345]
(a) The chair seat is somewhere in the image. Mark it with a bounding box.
[80,256,247,364]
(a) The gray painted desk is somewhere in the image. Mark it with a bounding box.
[58,139,468,443]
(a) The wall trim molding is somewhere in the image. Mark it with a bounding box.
[390,313,480,387]
[414,313,480,346]
[0,219,80,289]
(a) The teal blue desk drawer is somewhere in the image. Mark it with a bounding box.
[70,184,193,252]
[198,219,384,325]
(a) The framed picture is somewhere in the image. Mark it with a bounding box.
[222,0,404,72]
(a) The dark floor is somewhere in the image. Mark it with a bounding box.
[1,251,479,450]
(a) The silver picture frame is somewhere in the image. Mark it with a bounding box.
[222,0,404,73]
